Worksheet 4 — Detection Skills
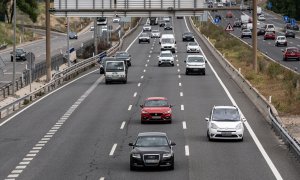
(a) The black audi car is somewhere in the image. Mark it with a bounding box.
[129,132,176,170]
[182,32,195,41]
[285,30,296,38]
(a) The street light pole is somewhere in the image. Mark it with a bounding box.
[67,17,70,66]
[252,0,258,72]
[46,0,51,82]
[12,0,16,95]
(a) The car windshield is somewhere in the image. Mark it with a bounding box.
[141,33,148,37]
[212,108,240,121]
[16,49,24,53]
[161,38,175,44]
[135,136,169,147]
[160,53,172,57]
[187,56,204,63]
[278,37,286,40]
[144,99,168,107]
[105,62,124,72]
[188,42,198,46]
[287,48,298,53]
[184,32,193,36]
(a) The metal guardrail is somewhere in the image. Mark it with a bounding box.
[189,17,300,160]
[0,17,141,119]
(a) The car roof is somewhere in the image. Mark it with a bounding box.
[138,132,167,137]
[213,105,237,110]
[145,97,167,100]
[187,54,203,58]
[160,50,172,54]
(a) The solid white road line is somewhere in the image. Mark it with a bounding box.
[120,121,126,129]
[109,144,117,156]
[181,105,184,111]
[128,105,132,111]
[133,92,137,97]
[125,31,143,52]
[182,121,187,129]
[185,145,190,156]
[184,17,283,180]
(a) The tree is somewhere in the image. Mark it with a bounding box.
[0,0,38,23]
[267,0,300,20]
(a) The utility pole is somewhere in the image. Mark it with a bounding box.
[67,17,70,66]
[46,0,51,81]
[94,18,98,55]
[12,0,16,95]
[252,0,258,72]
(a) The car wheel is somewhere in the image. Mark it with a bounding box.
[283,57,286,61]
[239,137,244,142]
[169,158,174,170]
[293,36,295,38]
[138,41,140,44]
[158,63,161,67]
[123,80,127,84]
[130,158,136,171]
[207,130,212,141]
[298,57,300,61]
[185,70,189,75]
[172,64,174,66]
[141,119,145,124]
[203,71,206,75]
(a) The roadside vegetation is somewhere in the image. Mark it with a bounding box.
[192,19,300,115]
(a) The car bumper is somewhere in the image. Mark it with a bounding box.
[131,157,173,168]
[186,67,205,73]
[141,114,172,122]
[208,129,244,140]
[139,39,150,42]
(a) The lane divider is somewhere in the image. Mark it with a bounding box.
[182,121,187,129]
[109,144,118,156]
[185,145,190,156]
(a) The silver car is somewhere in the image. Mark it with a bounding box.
[151,30,161,38]
[186,42,200,53]
[157,50,174,66]
[241,29,252,38]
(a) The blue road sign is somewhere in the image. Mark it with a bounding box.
[214,18,220,24]
[291,18,296,26]
[267,2,272,9]
[283,16,289,23]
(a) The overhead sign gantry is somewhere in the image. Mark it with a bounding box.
[52,0,207,17]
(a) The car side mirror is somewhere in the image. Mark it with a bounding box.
[170,142,176,146]
[205,117,209,121]
[140,105,144,108]
[184,60,186,63]
[129,143,134,146]
[157,56,159,58]
[242,117,247,122]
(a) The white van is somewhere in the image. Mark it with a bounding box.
[160,34,176,53]
[105,61,127,84]
[265,24,275,33]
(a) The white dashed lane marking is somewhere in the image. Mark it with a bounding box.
[143,69,146,72]
[133,92,137,97]
[138,83,141,87]
[109,144,118,156]
[177,69,180,72]
[185,145,190,156]
[178,75,181,78]
[141,75,144,79]
[99,177,105,180]
[177,64,179,66]
[120,121,126,129]
[182,121,187,129]
[128,105,132,111]
[180,92,183,96]
[181,105,184,111]
[179,82,182,86]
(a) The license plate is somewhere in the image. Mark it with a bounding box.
[193,69,200,71]
[221,132,232,136]
[145,160,158,163]
[152,116,161,119]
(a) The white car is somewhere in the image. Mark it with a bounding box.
[206,106,245,141]
[143,24,152,31]
[265,24,275,33]
[90,26,94,31]
[186,42,200,53]
[217,2,223,7]
[157,50,174,66]
[275,36,287,46]
[151,29,161,38]
[113,18,120,23]
[184,55,206,75]
[258,14,266,21]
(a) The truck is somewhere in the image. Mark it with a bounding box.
[241,14,250,24]
[104,61,127,84]
[257,6,262,15]
[149,17,158,25]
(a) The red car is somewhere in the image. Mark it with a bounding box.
[140,97,172,123]
[226,11,233,18]
[264,31,276,40]
[282,47,300,61]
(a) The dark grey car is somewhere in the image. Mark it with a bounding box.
[115,51,132,66]
[129,132,176,170]
[10,48,26,62]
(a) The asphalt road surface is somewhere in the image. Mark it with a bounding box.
[0,17,299,180]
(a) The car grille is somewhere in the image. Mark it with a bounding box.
[163,46,172,49]
[150,113,162,116]
[143,154,160,165]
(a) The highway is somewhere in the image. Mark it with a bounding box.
[210,8,300,72]
[0,17,300,180]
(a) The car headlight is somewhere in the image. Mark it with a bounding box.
[132,153,141,159]
[210,123,218,129]
[21,54,25,56]
[163,153,172,158]
[163,109,172,114]
[236,123,243,130]
[141,110,148,114]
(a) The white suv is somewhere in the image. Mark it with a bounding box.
[184,55,206,75]
[157,50,174,66]
[206,106,245,141]
[275,36,287,46]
